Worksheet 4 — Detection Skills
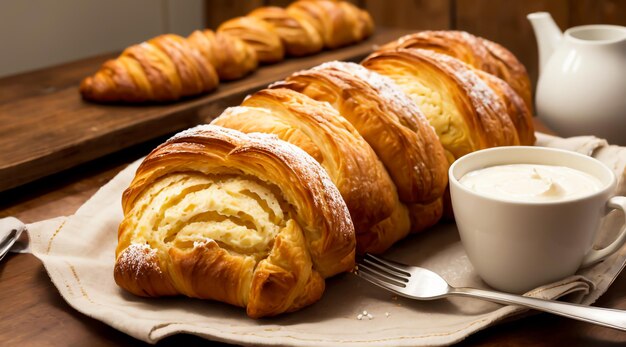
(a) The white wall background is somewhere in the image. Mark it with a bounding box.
[0,0,204,78]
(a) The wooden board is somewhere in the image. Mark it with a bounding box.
[0,28,411,193]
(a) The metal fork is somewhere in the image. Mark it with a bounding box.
[356,253,626,331]
[0,217,26,262]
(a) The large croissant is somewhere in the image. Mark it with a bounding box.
[362,48,525,162]
[115,125,355,318]
[80,0,374,103]
[379,31,533,115]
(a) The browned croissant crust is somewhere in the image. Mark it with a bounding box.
[248,6,323,57]
[270,62,448,235]
[212,88,407,253]
[479,38,534,116]
[80,34,219,103]
[218,16,285,64]
[187,29,258,81]
[474,69,535,145]
[362,48,520,162]
[80,1,374,103]
[379,30,533,113]
[115,125,355,318]
[287,0,374,49]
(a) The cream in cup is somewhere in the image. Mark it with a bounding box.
[449,146,626,293]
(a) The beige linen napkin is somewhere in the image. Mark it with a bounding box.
[25,133,626,346]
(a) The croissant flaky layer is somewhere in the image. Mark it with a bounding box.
[115,125,355,318]
[80,0,374,103]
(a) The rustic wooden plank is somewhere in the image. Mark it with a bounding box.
[363,0,450,30]
[569,0,626,26]
[0,28,410,193]
[0,53,117,105]
[455,0,569,91]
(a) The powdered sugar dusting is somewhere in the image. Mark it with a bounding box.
[193,237,215,248]
[415,49,505,118]
[221,106,274,118]
[118,243,161,278]
[167,124,250,147]
[402,48,512,146]
[268,79,286,89]
[312,61,432,132]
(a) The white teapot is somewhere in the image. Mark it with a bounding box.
[528,12,626,145]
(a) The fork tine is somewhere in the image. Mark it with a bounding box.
[356,267,406,293]
[357,262,407,287]
[361,258,409,281]
[364,254,411,276]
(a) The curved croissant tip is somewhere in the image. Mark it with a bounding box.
[79,75,103,101]
[79,74,122,103]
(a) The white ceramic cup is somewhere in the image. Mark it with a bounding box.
[449,146,626,293]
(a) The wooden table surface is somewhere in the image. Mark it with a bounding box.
[1,120,626,346]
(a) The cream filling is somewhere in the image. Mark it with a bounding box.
[131,173,287,257]
[459,164,603,202]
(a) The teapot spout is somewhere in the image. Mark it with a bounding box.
[528,12,563,74]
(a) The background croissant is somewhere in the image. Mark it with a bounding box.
[80,0,374,103]
[80,34,220,103]
[116,30,534,317]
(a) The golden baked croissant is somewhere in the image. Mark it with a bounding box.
[379,31,533,113]
[362,48,520,162]
[80,34,219,103]
[187,29,258,80]
[115,125,355,318]
[80,1,374,103]
[217,16,285,64]
[248,6,323,57]
[212,88,409,254]
[270,62,449,234]
[287,0,374,49]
